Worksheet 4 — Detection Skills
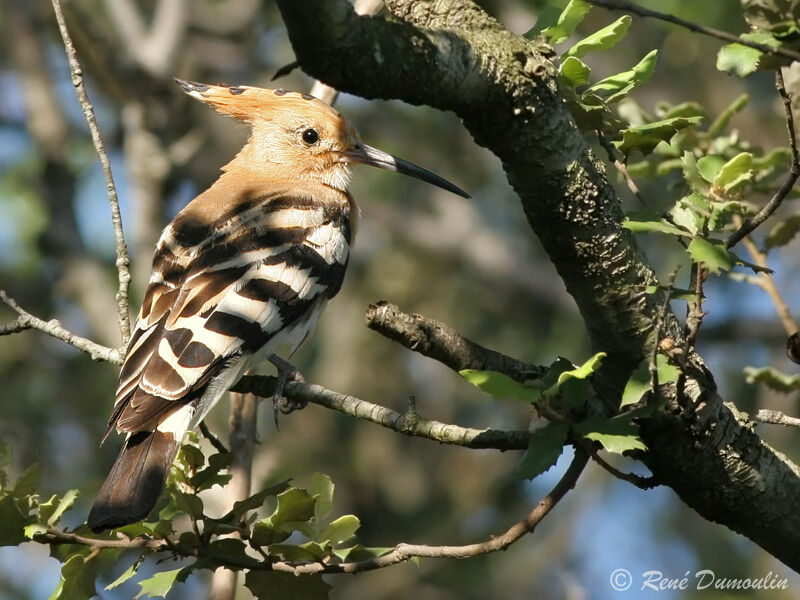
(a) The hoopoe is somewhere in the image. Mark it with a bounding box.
[86,80,468,532]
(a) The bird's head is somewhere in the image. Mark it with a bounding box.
[175,79,468,198]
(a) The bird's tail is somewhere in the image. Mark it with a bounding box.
[87,430,181,532]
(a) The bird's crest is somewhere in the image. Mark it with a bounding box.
[174,78,347,127]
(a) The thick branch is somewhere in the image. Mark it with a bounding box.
[275,0,800,570]
[234,376,529,451]
[365,300,545,381]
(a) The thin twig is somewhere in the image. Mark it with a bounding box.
[756,409,800,428]
[35,449,588,574]
[586,0,800,63]
[51,0,132,347]
[649,268,680,401]
[198,421,230,455]
[0,291,123,364]
[597,131,648,208]
[675,259,707,411]
[589,450,658,490]
[596,132,688,248]
[733,215,797,335]
[727,70,800,248]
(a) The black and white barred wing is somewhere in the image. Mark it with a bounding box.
[108,190,351,436]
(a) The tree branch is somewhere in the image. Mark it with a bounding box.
[727,70,800,248]
[756,409,800,428]
[234,376,530,451]
[0,291,123,364]
[732,216,797,335]
[586,0,800,63]
[34,448,588,574]
[365,301,546,381]
[51,0,132,348]
[274,0,800,570]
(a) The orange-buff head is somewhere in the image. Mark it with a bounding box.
[175,78,469,198]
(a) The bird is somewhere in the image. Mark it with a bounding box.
[86,79,469,532]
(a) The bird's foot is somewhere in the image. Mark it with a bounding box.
[268,354,307,428]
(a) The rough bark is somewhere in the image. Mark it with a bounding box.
[275,0,800,570]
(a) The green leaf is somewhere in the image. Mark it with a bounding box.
[268,488,315,529]
[40,489,79,527]
[656,354,680,385]
[0,495,28,546]
[643,285,697,301]
[708,94,749,136]
[513,422,570,480]
[752,147,791,173]
[135,567,192,599]
[576,416,647,454]
[619,354,680,409]
[620,359,651,408]
[223,480,290,522]
[13,463,41,498]
[24,523,47,539]
[49,554,100,600]
[744,366,800,392]
[333,544,393,562]
[660,101,706,120]
[541,0,591,44]
[209,538,249,561]
[623,218,691,238]
[252,521,290,546]
[682,152,708,194]
[319,515,360,546]
[308,473,334,522]
[716,33,781,77]
[587,49,658,104]
[245,571,332,600]
[709,200,754,231]
[555,352,605,386]
[697,155,726,183]
[559,56,591,88]
[267,543,329,562]
[459,369,540,403]
[765,214,800,248]
[713,152,753,192]
[687,237,735,274]
[106,559,143,591]
[613,116,702,156]
[173,491,203,519]
[190,452,232,491]
[525,5,564,39]
[687,237,770,274]
[566,15,631,58]
[175,444,205,473]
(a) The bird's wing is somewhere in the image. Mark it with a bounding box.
[107,188,351,436]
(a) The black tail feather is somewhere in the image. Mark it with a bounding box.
[87,430,180,532]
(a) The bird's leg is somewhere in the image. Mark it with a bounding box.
[268,354,307,427]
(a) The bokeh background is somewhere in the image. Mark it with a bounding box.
[2,0,800,598]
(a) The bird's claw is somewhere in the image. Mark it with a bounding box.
[269,354,307,429]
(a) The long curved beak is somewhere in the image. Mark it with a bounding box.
[342,143,470,199]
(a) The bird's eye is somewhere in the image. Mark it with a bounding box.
[302,129,319,145]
